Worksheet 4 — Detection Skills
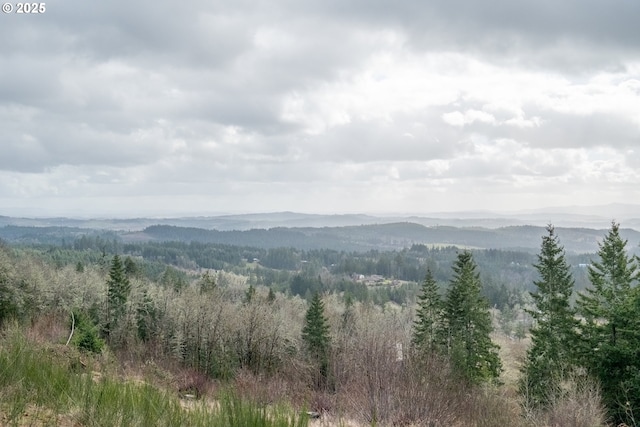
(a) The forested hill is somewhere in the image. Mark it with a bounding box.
[2,221,639,253]
[130,223,640,253]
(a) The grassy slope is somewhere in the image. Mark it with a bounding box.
[0,323,308,427]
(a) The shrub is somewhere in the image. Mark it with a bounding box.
[70,309,104,354]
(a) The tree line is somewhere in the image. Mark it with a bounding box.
[25,234,598,310]
[406,221,640,424]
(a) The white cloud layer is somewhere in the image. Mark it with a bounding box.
[1,0,639,217]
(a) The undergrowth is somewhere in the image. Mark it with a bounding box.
[0,324,308,427]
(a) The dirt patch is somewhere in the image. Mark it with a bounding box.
[0,405,81,427]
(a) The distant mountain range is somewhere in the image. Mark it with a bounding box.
[2,203,640,231]
[2,204,640,253]
[126,223,640,254]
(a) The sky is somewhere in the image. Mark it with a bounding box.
[1,0,640,218]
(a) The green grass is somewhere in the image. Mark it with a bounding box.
[216,392,310,427]
[0,325,309,427]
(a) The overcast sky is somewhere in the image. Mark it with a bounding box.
[1,0,639,218]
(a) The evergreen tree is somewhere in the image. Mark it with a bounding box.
[519,225,579,408]
[577,222,640,424]
[444,251,501,383]
[198,270,217,294]
[124,256,139,278]
[412,268,443,352]
[244,284,256,304]
[70,309,104,354]
[105,255,131,341]
[341,293,355,332]
[302,292,331,389]
[267,287,276,303]
[136,289,157,343]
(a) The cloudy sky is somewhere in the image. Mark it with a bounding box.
[1,0,639,217]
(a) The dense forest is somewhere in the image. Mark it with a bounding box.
[1,221,640,426]
[7,231,594,308]
[4,221,640,253]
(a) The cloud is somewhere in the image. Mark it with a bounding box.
[306,0,640,72]
[442,110,497,127]
[1,0,640,216]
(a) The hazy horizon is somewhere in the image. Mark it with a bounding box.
[3,202,640,223]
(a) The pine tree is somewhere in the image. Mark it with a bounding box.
[70,309,104,354]
[136,289,157,343]
[123,256,139,278]
[341,293,355,332]
[244,284,256,304]
[577,222,640,424]
[412,268,443,352]
[579,222,638,345]
[105,254,131,341]
[444,251,501,383]
[198,271,217,294]
[519,225,579,408]
[302,292,331,389]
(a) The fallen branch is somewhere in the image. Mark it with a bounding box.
[66,310,75,346]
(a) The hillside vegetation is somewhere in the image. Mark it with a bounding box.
[3,220,640,253]
[1,222,638,425]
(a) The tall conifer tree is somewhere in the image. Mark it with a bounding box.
[577,222,640,424]
[302,293,331,389]
[105,254,131,341]
[444,251,501,383]
[519,225,579,407]
[412,268,443,352]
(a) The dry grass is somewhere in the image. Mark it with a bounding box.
[284,351,524,426]
[26,311,70,343]
[520,372,608,427]
[492,332,529,389]
[0,404,81,427]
